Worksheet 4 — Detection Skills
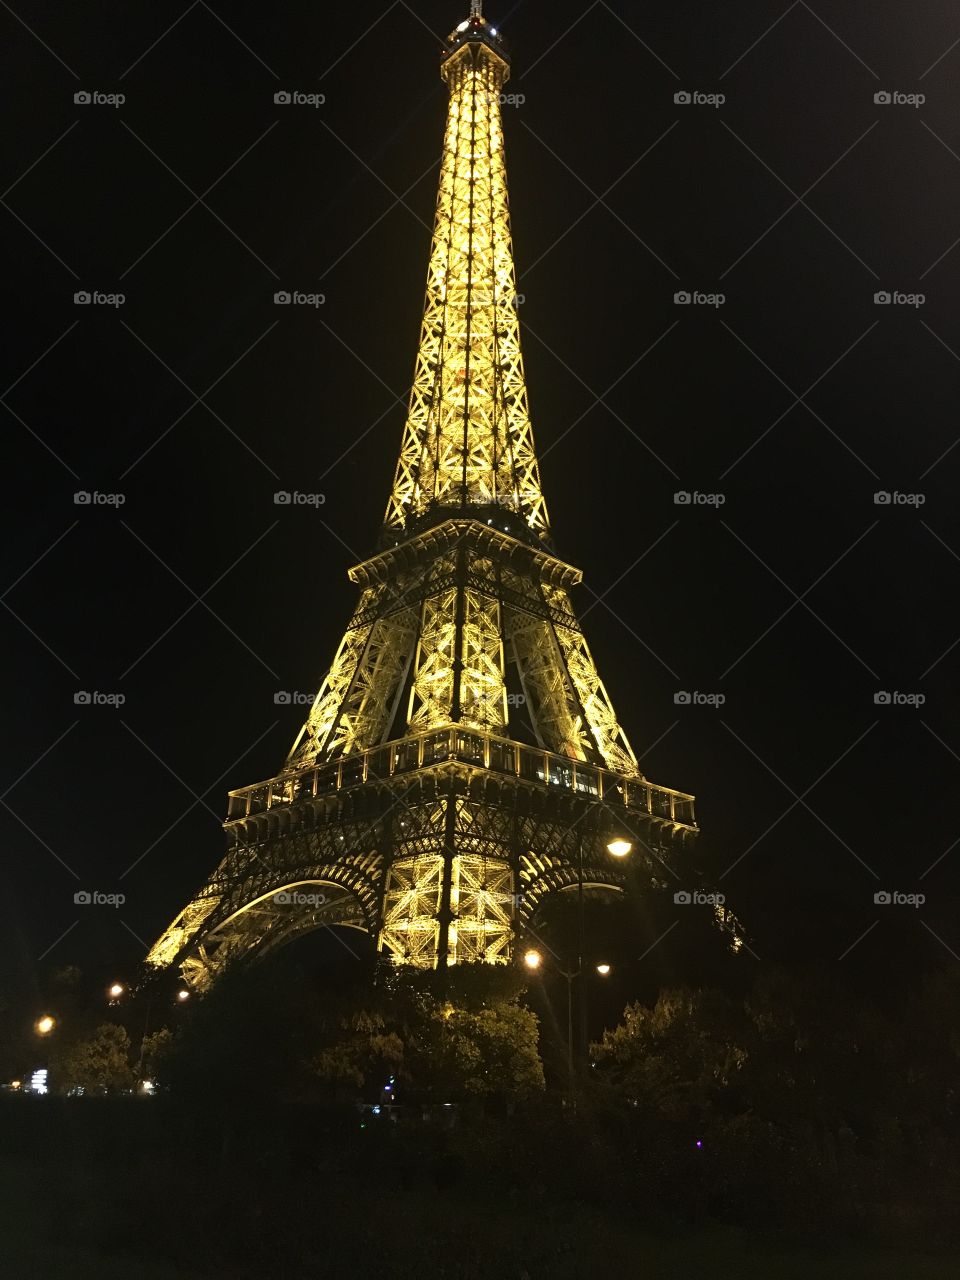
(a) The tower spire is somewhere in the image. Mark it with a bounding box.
[385,4,548,544]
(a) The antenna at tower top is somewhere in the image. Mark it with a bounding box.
[470,0,482,18]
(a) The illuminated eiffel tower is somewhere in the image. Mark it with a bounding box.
[147,3,700,989]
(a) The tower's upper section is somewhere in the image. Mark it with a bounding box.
[384,5,550,547]
[442,2,510,72]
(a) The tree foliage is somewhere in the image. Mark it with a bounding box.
[55,1023,136,1095]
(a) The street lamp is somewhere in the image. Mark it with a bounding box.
[523,948,611,1097]
[176,989,190,1002]
[567,832,633,1078]
[108,982,124,1001]
[35,1015,56,1036]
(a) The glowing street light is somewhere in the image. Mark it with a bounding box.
[108,982,124,1000]
[176,989,190,1002]
[523,949,542,971]
[606,838,632,858]
[35,1015,56,1036]
[595,963,611,976]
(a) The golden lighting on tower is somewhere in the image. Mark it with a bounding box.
[385,11,548,541]
[142,7,708,990]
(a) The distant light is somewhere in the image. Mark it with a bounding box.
[607,838,632,858]
[35,1015,55,1036]
[456,19,469,31]
[523,949,542,970]
[596,963,611,976]
[176,990,190,1002]
[30,1068,48,1095]
[108,982,124,999]
[141,1079,155,1093]
[695,1139,703,1149]
[490,27,497,35]
[373,1105,381,1115]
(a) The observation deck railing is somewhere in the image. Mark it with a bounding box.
[226,725,697,829]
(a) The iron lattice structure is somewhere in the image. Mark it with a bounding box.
[146,6,700,989]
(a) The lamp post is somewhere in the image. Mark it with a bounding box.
[524,948,611,1100]
[570,832,633,1075]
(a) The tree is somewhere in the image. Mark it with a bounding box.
[139,1028,174,1082]
[315,1009,404,1097]
[56,1023,136,1095]
[404,998,544,1100]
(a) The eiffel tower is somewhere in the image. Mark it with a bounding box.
[146,2,700,990]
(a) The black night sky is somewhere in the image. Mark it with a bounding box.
[4,0,960,999]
